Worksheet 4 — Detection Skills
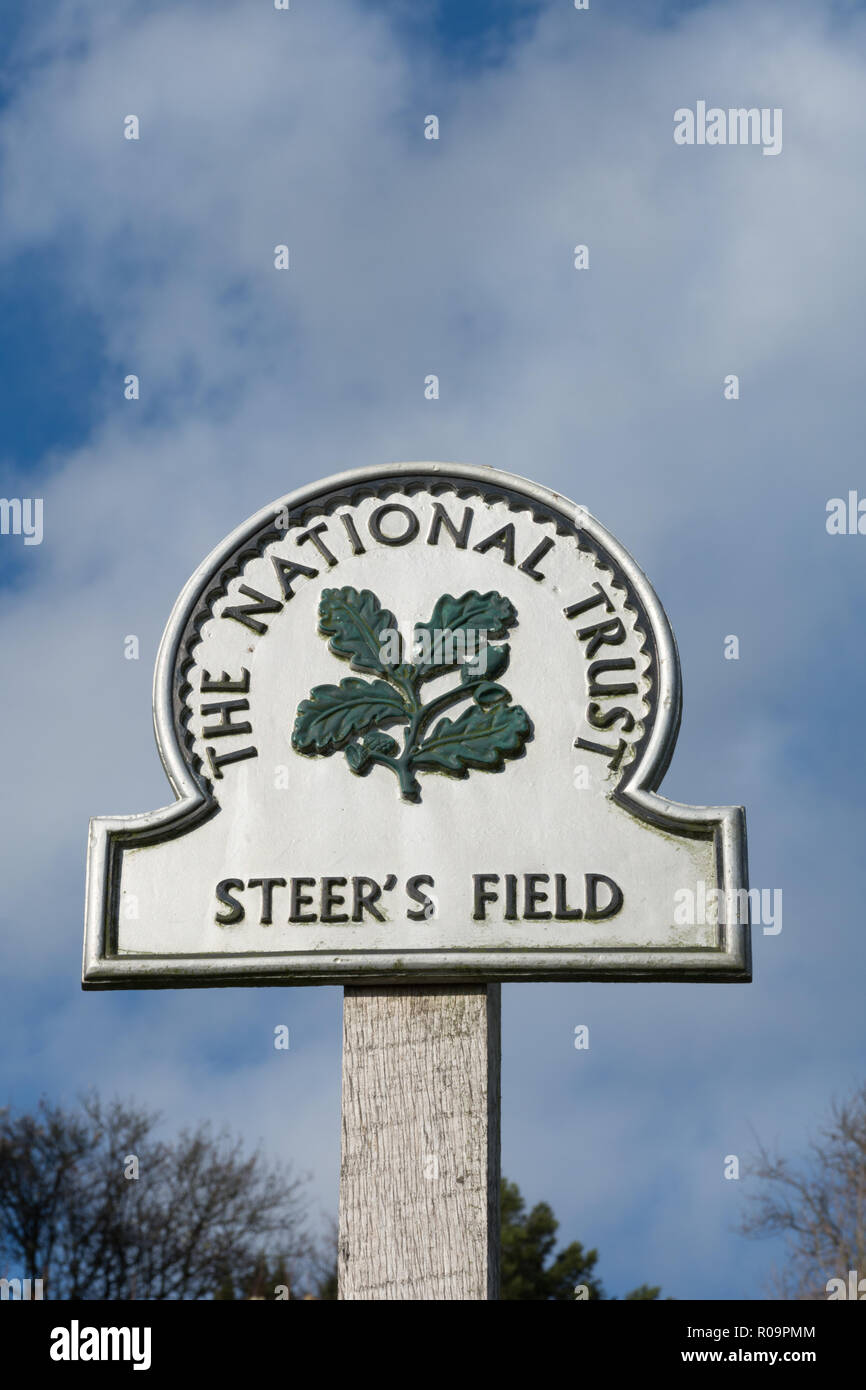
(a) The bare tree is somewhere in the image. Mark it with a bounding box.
[0,1093,312,1300]
[739,1081,866,1299]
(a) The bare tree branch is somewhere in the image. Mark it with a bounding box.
[739,1083,866,1299]
[0,1093,314,1300]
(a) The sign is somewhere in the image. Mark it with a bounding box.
[83,462,750,987]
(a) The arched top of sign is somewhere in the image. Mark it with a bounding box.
[157,463,676,819]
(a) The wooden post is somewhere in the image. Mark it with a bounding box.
[339,984,501,1300]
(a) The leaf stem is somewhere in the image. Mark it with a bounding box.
[374,668,490,800]
[367,748,421,801]
[410,675,487,748]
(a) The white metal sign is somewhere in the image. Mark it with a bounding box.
[83,463,750,987]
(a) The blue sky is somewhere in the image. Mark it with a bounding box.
[1,0,865,1300]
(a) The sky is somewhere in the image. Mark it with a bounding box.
[1,0,865,1301]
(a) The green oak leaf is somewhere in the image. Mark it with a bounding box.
[460,642,510,684]
[412,702,532,775]
[292,677,409,754]
[413,591,518,674]
[318,586,402,673]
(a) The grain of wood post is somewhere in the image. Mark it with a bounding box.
[339,984,501,1300]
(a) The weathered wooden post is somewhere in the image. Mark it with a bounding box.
[83,461,750,1301]
[340,985,500,1300]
